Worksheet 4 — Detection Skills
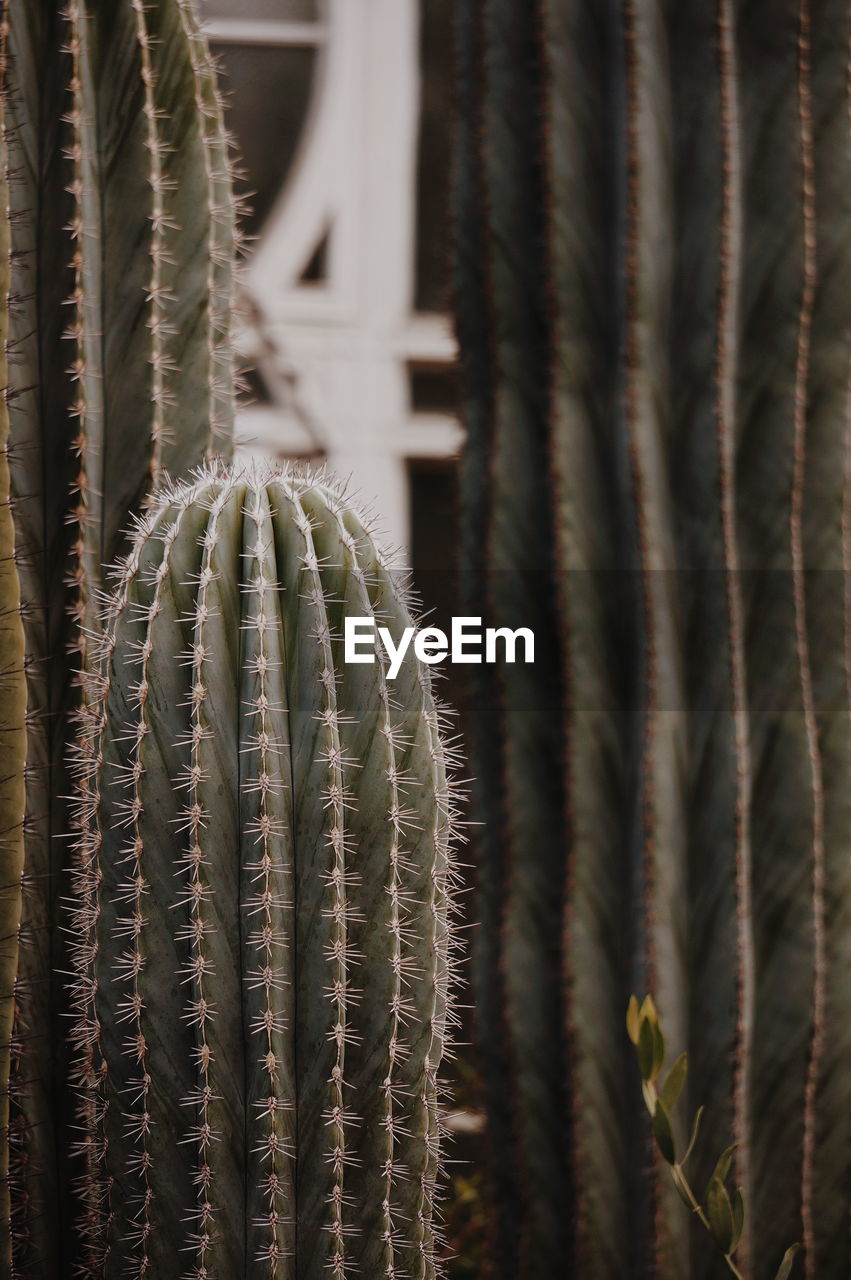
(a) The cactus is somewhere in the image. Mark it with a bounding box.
[0,77,27,1280]
[452,2,851,1278]
[0,1,238,1269]
[68,466,461,1279]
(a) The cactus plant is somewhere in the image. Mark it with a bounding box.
[452,2,851,1278]
[68,466,461,1279]
[0,80,27,1280]
[1,1,238,1269]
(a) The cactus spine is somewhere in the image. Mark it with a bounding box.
[452,1,851,1278]
[69,467,461,1280]
[1,2,238,1269]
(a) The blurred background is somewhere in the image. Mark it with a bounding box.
[198,0,460,586]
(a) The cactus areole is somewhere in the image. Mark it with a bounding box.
[69,466,461,1280]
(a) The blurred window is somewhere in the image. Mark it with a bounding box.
[414,0,452,313]
[202,0,318,17]
[200,0,326,238]
[409,459,463,703]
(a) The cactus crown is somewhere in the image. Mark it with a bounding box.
[68,464,463,1279]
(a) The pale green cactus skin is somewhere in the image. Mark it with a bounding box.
[1,2,238,1270]
[453,1,851,1279]
[69,467,461,1280]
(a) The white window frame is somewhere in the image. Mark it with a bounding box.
[205,0,461,555]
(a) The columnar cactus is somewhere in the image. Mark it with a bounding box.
[0,82,27,1280]
[452,2,851,1279]
[1,1,237,1269]
[69,467,461,1279]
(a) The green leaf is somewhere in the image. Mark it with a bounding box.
[682,1105,704,1165]
[672,1170,693,1210]
[707,1143,737,1194]
[639,994,657,1026]
[626,995,640,1045]
[651,1022,666,1080]
[638,1016,656,1081]
[705,1177,734,1253]
[773,1244,800,1280]
[660,1051,687,1111]
[653,1099,676,1164]
[730,1187,745,1252]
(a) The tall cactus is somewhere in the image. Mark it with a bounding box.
[452,2,851,1278]
[0,2,237,1269]
[0,74,27,1280]
[68,467,460,1280]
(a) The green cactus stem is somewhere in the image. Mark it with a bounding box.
[1,1,239,1269]
[68,465,462,1280]
[452,1,851,1277]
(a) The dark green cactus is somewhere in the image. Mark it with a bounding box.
[0,84,27,1280]
[68,467,461,1279]
[452,2,851,1278]
[1,1,237,1268]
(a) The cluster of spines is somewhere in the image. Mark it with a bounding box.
[291,491,358,1280]
[241,482,294,1271]
[175,0,241,453]
[177,481,226,1280]
[63,0,102,651]
[413,693,460,1280]
[130,0,178,483]
[109,501,187,1276]
[68,548,141,1277]
[322,495,410,1280]
[333,496,464,1280]
[66,463,461,1278]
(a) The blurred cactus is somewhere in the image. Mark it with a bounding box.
[0,1,237,1269]
[452,1,851,1278]
[69,467,461,1279]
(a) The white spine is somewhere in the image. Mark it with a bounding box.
[176,482,227,1277]
[243,478,295,1273]
[110,503,188,1275]
[291,489,355,1280]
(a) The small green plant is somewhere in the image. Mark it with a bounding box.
[628,996,800,1280]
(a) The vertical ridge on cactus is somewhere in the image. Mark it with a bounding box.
[452,1,851,1277]
[68,465,461,1280]
[173,0,240,451]
[805,5,851,1268]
